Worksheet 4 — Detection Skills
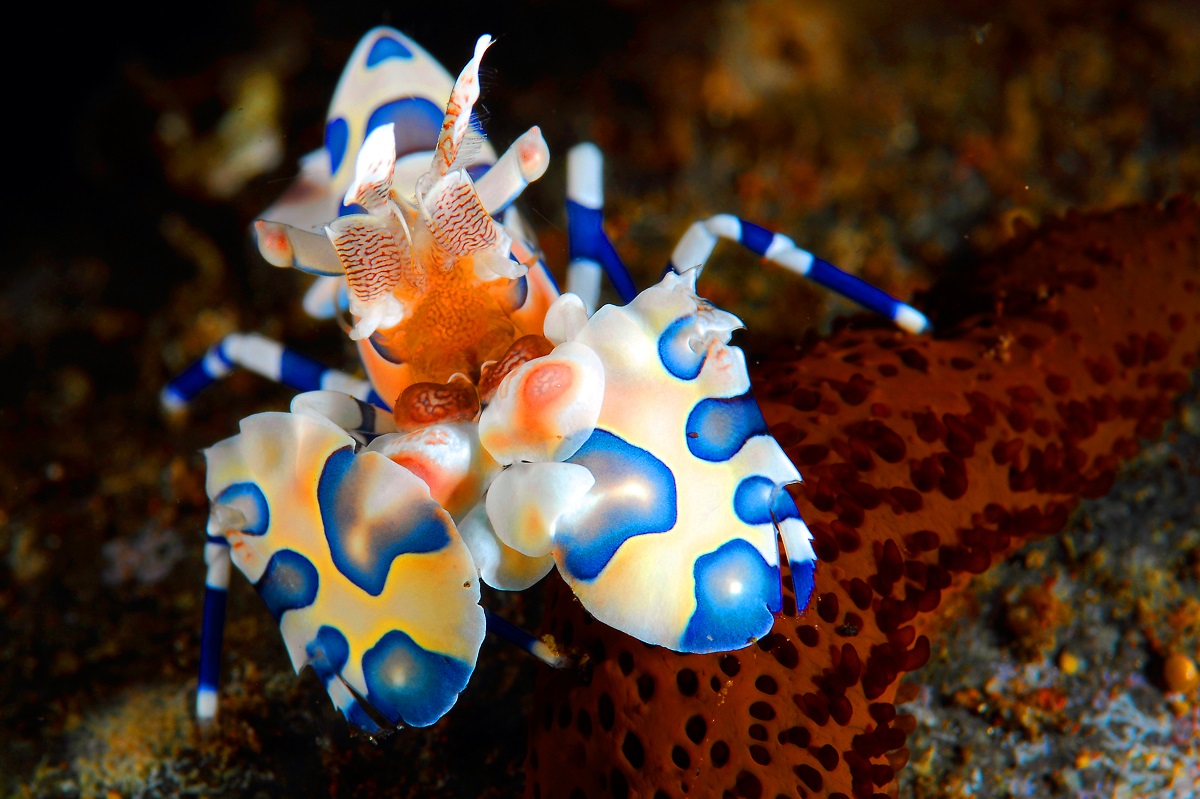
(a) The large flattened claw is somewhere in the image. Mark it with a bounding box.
[205,411,486,730]
[476,272,816,653]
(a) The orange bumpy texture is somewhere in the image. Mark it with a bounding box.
[525,198,1200,799]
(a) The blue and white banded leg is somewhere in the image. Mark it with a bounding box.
[563,144,928,335]
[565,143,638,313]
[196,536,230,724]
[160,332,386,413]
[667,216,931,334]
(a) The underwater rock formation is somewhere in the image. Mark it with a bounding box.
[525,198,1200,799]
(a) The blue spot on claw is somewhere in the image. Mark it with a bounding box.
[362,629,474,727]
[558,430,677,581]
[685,392,770,462]
[256,549,319,621]
[733,475,776,525]
[306,625,350,684]
[305,625,386,731]
[318,448,451,596]
[658,315,705,380]
[214,482,269,536]
[680,538,780,653]
[734,476,803,526]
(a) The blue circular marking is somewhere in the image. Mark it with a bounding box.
[733,475,776,525]
[306,625,349,683]
[325,117,349,175]
[736,476,803,526]
[365,35,413,67]
[365,97,444,160]
[256,549,319,621]
[305,624,386,731]
[658,315,705,380]
[684,392,770,462]
[679,538,780,653]
[558,429,678,581]
[317,448,452,597]
[214,482,269,536]
[362,629,474,727]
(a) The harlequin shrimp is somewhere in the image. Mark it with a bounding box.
[164,27,930,734]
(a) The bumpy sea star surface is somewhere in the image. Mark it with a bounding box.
[525,198,1200,799]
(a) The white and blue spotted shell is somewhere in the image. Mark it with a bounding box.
[478,271,817,653]
[205,412,486,729]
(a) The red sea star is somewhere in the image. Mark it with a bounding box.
[525,198,1200,799]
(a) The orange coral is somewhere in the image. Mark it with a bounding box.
[525,198,1200,799]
